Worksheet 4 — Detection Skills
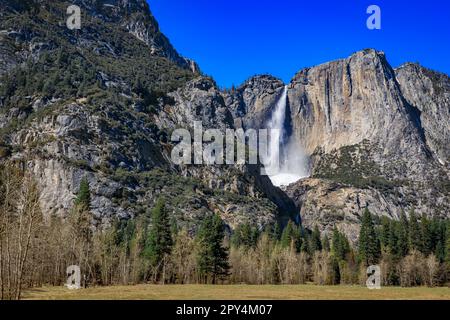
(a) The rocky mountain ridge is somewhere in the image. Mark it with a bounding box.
[0,1,448,241]
[227,49,449,240]
[0,0,296,232]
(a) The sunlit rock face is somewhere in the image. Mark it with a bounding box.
[284,50,449,240]
[224,77,310,188]
[226,49,449,240]
[0,0,296,232]
[0,1,448,241]
[288,50,426,165]
[395,62,450,164]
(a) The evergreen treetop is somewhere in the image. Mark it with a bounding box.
[196,214,229,284]
[75,177,91,210]
[358,209,381,266]
[144,198,173,272]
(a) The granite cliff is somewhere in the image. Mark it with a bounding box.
[0,1,448,240]
[0,0,296,232]
[226,50,449,241]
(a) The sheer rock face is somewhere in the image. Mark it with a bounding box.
[286,51,449,228]
[72,0,199,72]
[156,77,235,130]
[153,77,297,225]
[395,63,450,164]
[0,0,294,231]
[288,49,436,178]
[224,75,285,130]
[226,49,449,240]
[8,102,167,222]
[0,1,448,240]
[4,76,292,230]
[0,0,197,72]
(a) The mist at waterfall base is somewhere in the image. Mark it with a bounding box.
[265,86,309,187]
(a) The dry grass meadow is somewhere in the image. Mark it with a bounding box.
[22,284,450,300]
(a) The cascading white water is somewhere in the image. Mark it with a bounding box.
[265,86,308,187]
[266,86,288,173]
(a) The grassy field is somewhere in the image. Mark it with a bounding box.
[23,284,450,300]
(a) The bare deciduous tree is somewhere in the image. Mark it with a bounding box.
[0,164,42,300]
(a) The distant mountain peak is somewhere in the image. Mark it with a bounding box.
[0,0,198,72]
[71,0,147,12]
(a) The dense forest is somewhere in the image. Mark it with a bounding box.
[0,163,449,300]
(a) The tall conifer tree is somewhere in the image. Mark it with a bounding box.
[310,225,322,252]
[196,214,229,284]
[358,209,381,265]
[408,210,423,252]
[144,198,173,279]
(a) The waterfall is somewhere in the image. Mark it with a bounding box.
[265,86,308,187]
[266,85,288,172]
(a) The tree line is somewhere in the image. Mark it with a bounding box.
[0,164,449,299]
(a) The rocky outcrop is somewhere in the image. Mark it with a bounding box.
[225,49,449,240]
[285,178,397,243]
[224,75,285,130]
[288,49,432,176]
[395,63,450,164]
[0,0,294,232]
[156,77,235,130]
[0,2,448,241]
[0,0,197,73]
[69,0,198,71]
[5,83,286,230]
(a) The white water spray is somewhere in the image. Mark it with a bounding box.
[265,86,309,187]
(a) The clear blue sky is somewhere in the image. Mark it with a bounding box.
[149,0,450,88]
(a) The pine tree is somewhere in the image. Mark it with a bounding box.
[295,226,303,252]
[397,211,409,257]
[144,198,173,280]
[433,219,447,262]
[72,177,92,241]
[231,223,256,248]
[70,177,93,282]
[196,214,229,284]
[300,239,309,254]
[280,221,302,252]
[322,234,330,252]
[331,257,341,285]
[75,177,91,210]
[358,209,381,266]
[445,221,450,265]
[380,216,391,250]
[331,228,350,261]
[387,220,399,257]
[272,223,282,241]
[251,227,260,247]
[331,228,341,258]
[170,216,179,237]
[435,240,445,263]
[420,213,432,255]
[310,226,322,252]
[408,209,423,252]
[280,221,296,248]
